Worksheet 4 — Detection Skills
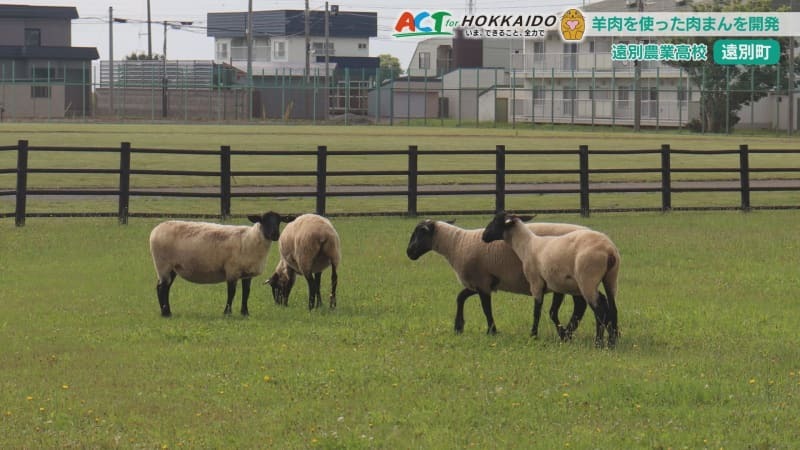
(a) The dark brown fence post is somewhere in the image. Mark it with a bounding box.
[660,144,671,212]
[220,145,231,220]
[15,140,28,227]
[579,144,590,217]
[739,144,750,212]
[407,145,418,217]
[118,142,131,225]
[495,145,506,213]
[316,145,327,216]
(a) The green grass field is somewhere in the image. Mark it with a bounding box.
[1,211,800,448]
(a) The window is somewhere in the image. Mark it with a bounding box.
[617,85,630,109]
[31,86,50,98]
[273,40,287,61]
[617,85,629,101]
[31,67,57,80]
[533,85,545,106]
[562,87,576,115]
[677,83,687,101]
[419,52,431,70]
[562,43,577,70]
[533,41,545,63]
[217,42,228,60]
[358,43,367,49]
[25,28,41,47]
[312,42,334,56]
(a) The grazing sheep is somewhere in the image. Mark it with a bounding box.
[148,211,294,317]
[481,212,620,348]
[265,214,341,310]
[406,219,589,338]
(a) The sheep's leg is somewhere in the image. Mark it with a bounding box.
[586,296,610,348]
[240,278,251,316]
[304,274,316,310]
[602,292,619,348]
[224,280,236,315]
[549,293,567,340]
[477,291,497,335]
[313,273,323,308]
[530,295,545,338]
[454,289,477,334]
[564,296,588,341]
[156,270,176,317]
[329,265,338,309]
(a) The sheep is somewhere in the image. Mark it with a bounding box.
[406,219,590,338]
[148,211,295,317]
[265,213,341,310]
[481,212,620,348]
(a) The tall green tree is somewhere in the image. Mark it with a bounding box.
[378,53,404,81]
[664,0,798,132]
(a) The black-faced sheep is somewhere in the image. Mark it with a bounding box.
[148,211,294,317]
[265,214,341,310]
[481,212,620,348]
[406,219,589,338]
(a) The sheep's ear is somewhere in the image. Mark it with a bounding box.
[504,217,514,225]
[445,219,456,225]
[247,214,261,224]
[281,215,297,223]
[517,215,535,223]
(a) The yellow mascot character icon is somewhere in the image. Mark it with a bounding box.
[560,8,585,41]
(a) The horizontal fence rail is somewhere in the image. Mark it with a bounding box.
[2,140,800,226]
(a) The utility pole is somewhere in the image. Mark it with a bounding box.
[147,0,152,58]
[325,2,330,92]
[247,0,253,120]
[633,0,643,132]
[162,21,168,118]
[109,6,114,114]
[305,0,311,82]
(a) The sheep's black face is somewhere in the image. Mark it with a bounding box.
[266,271,296,306]
[249,211,295,242]
[406,220,435,260]
[481,212,511,243]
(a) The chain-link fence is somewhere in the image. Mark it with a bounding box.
[0,59,796,132]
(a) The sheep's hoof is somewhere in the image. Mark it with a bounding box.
[161,310,172,318]
[557,326,569,341]
[241,309,249,316]
[454,321,465,334]
[223,307,232,315]
[486,325,497,335]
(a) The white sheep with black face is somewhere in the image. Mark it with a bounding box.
[265,214,341,310]
[481,212,621,348]
[406,219,590,338]
[148,211,295,317]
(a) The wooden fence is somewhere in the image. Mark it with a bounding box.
[2,140,800,226]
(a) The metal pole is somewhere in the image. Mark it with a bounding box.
[325,2,330,119]
[247,0,253,120]
[633,0,643,132]
[109,6,114,114]
[162,21,168,118]
[305,0,310,82]
[147,0,152,58]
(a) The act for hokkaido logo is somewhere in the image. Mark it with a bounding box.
[393,11,458,37]
[392,8,587,41]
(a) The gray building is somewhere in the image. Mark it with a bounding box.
[0,4,98,119]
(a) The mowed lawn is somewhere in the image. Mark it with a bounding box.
[1,211,799,448]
